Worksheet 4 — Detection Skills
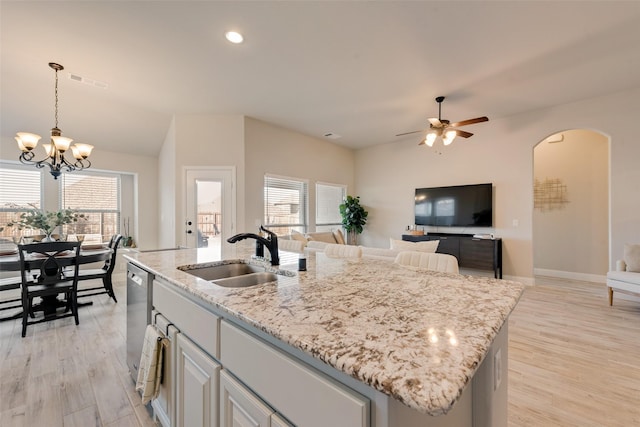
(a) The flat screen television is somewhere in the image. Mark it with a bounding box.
[415,183,493,227]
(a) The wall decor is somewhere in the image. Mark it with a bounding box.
[534,178,569,211]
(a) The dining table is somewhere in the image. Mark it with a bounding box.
[0,245,113,320]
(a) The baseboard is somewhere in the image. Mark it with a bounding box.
[533,268,605,284]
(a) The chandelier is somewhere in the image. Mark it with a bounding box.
[15,62,94,179]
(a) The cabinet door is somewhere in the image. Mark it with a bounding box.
[434,236,460,259]
[151,313,178,427]
[271,413,293,427]
[175,333,221,427]
[460,239,495,270]
[220,370,274,427]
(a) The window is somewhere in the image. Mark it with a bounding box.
[316,182,346,232]
[264,175,308,235]
[0,166,42,239]
[61,173,120,242]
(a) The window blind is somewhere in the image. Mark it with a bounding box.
[61,173,120,210]
[264,175,307,234]
[316,183,346,227]
[61,173,121,241]
[0,167,41,210]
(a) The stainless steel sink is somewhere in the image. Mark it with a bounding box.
[178,260,289,288]
[212,272,279,288]
[181,262,266,281]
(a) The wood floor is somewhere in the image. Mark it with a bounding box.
[0,271,158,427]
[1,273,639,426]
[508,277,640,426]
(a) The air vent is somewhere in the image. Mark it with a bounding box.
[323,132,341,139]
[68,73,109,89]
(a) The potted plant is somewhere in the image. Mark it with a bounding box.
[339,195,369,245]
[3,208,85,242]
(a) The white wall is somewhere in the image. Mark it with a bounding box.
[158,117,177,249]
[355,88,640,281]
[533,130,608,277]
[171,114,245,246]
[243,117,355,233]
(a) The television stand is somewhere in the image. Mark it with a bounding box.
[402,233,502,279]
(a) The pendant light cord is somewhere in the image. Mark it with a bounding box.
[54,67,59,129]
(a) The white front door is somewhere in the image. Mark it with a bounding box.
[185,167,235,258]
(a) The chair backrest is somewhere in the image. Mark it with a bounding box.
[324,243,363,259]
[394,251,459,274]
[18,241,82,285]
[103,234,123,272]
[278,239,305,254]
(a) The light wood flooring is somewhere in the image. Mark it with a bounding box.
[508,277,640,426]
[0,271,158,427]
[1,273,639,426]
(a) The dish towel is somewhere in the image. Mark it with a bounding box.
[135,324,167,404]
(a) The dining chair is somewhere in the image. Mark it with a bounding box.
[18,241,82,337]
[394,251,459,274]
[0,276,22,319]
[76,234,123,302]
[324,243,363,259]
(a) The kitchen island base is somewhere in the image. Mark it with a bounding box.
[148,272,508,427]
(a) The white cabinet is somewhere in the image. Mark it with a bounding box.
[220,320,369,427]
[151,311,179,427]
[220,370,274,427]
[175,333,221,427]
[270,413,293,427]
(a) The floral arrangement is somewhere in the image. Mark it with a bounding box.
[2,208,85,235]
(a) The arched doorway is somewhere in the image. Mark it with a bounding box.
[532,129,609,282]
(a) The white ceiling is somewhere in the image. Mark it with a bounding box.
[2,1,640,157]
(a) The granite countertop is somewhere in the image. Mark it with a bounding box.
[125,247,524,416]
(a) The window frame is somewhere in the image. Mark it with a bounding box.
[59,170,122,241]
[264,174,309,235]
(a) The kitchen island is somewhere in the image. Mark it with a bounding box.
[125,247,524,427]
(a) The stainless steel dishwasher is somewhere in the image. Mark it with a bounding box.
[126,261,154,382]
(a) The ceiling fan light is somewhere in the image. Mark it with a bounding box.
[443,130,457,146]
[425,132,437,147]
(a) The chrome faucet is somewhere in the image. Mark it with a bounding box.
[227,225,280,266]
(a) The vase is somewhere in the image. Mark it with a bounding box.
[348,230,358,246]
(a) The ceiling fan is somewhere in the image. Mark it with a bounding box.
[396,96,489,147]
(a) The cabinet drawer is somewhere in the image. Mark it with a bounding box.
[220,321,369,427]
[460,239,495,269]
[434,236,460,258]
[153,278,220,359]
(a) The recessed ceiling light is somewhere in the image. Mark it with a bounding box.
[225,31,244,44]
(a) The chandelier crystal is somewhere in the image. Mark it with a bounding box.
[15,62,93,179]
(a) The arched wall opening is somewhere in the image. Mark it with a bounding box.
[532,129,609,282]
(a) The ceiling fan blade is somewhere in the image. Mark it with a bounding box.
[428,117,442,127]
[396,129,425,137]
[454,129,474,138]
[449,116,489,128]
[418,139,426,146]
